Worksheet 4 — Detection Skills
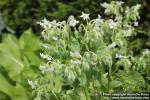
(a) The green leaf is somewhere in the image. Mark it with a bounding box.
[117,71,145,91]
[0,52,24,81]
[52,76,62,93]
[19,29,43,66]
[79,91,87,100]
[68,37,80,51]
[19,29,42,51]
[0,34,20,58]
[0,34,24,81]
[0,30,43,100]
[0,73,30,100]
[109,80,122,89]
[82,59,90,70]
[78,73,87,86]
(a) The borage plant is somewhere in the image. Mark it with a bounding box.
[28,1,150,100]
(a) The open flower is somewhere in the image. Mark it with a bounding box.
[70,51,81,58]
[103,73,108,78]
[108,19,117,29]
[101,2,109,8]
[134,21,138,26]
[116,1,124,6]
[133,4,141,11]
[142,49,150,56]
[68,16,79,27]
[39,64,51,74]
[28,80,35,89]
[37,18,51,29]
[108,42,116,48]
[40,53,52,61]
[71,60,81,65]
[94,15,103,25]
[42,44,50,49]
[80,12,90,20]
[52,36,58,41]
[115,53,128,59]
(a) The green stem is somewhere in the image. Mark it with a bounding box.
[108,66,112,92]
[84,84,90,100]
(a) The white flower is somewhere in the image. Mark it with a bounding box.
[108,19,117,29]
[40,53,52,61]
[109,42,116,48]
[116,1,124,6]
[98,14,101,18]
[52,36,58,41]
[143,49,150,56]
[42,18,50,25]
[40,53,47,59]
[28,80,35,89]
[37,18,64,29]
[94,15,103,25]
[47,56,52,61]
[115,54,123,59]
[42,44,49,49]
[68,16,79,27]
[52,20,65,27]
[96,15,101,21]
[134,22,138,26]
[123,29,133,37]
[115,53,127,59]
[103,72,108,78]
[70,51,81,58]
[133,4,141,11]
[71,60,81,65]
[101,2,109,8]
[80,12,90,20]
[39,64,51,74]
[39,65,46,74]
[37,18,51,29]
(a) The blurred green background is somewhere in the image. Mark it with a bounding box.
[0,0,150,35]
[0,0,149,100]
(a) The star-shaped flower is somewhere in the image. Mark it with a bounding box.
[68,16,79,27]
[80,12,90,20]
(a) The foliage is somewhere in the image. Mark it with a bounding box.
[0,29,43,100]
[0,13,6,34]
[29,1,150,100]
[0,0,57,34]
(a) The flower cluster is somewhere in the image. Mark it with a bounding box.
[29,1,149,100]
